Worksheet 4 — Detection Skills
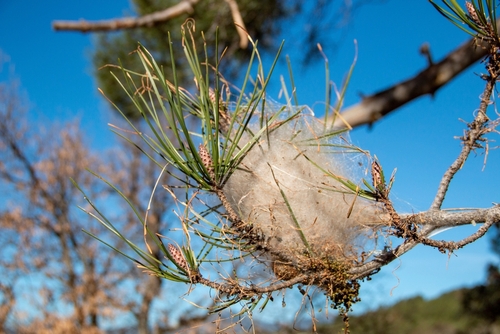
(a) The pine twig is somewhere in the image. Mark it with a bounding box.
[431,78,493,210]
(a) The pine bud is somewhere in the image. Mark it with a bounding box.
[371,160,383,190]
[199,144,216,181]
[466,2,480,25]
[209,88,230,133]
[168,244,189,272]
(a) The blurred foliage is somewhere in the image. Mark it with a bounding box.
[310,288,500,334]
[458,215,500,329]
[491,223,500,256]
[462,264,500,325]
[460,221,500,328]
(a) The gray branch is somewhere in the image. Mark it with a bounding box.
[335,35,490,129]
[52,0,199,32]
[402,206,500,228]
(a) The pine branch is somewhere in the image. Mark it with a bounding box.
[350,206,500,280]
[196,273,310,297]
[333,19,500,129]
[401,206,500,228]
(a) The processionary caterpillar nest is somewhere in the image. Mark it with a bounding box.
[222,104,390,273]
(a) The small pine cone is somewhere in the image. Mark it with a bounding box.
[371,160,383,190]
[209,88,230,133]
[168,244,189,272]
[208,87,218,105]
[199,144,216,181]
[466,2,480,25]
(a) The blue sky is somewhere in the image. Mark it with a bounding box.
[1,0,499,322]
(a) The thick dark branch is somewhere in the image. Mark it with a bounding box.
[52,0,199,32]
[335,35,490,129]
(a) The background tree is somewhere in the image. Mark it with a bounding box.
[0,75,179,333]
[0,81,120,332]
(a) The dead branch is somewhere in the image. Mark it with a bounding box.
[52,0,199,32]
